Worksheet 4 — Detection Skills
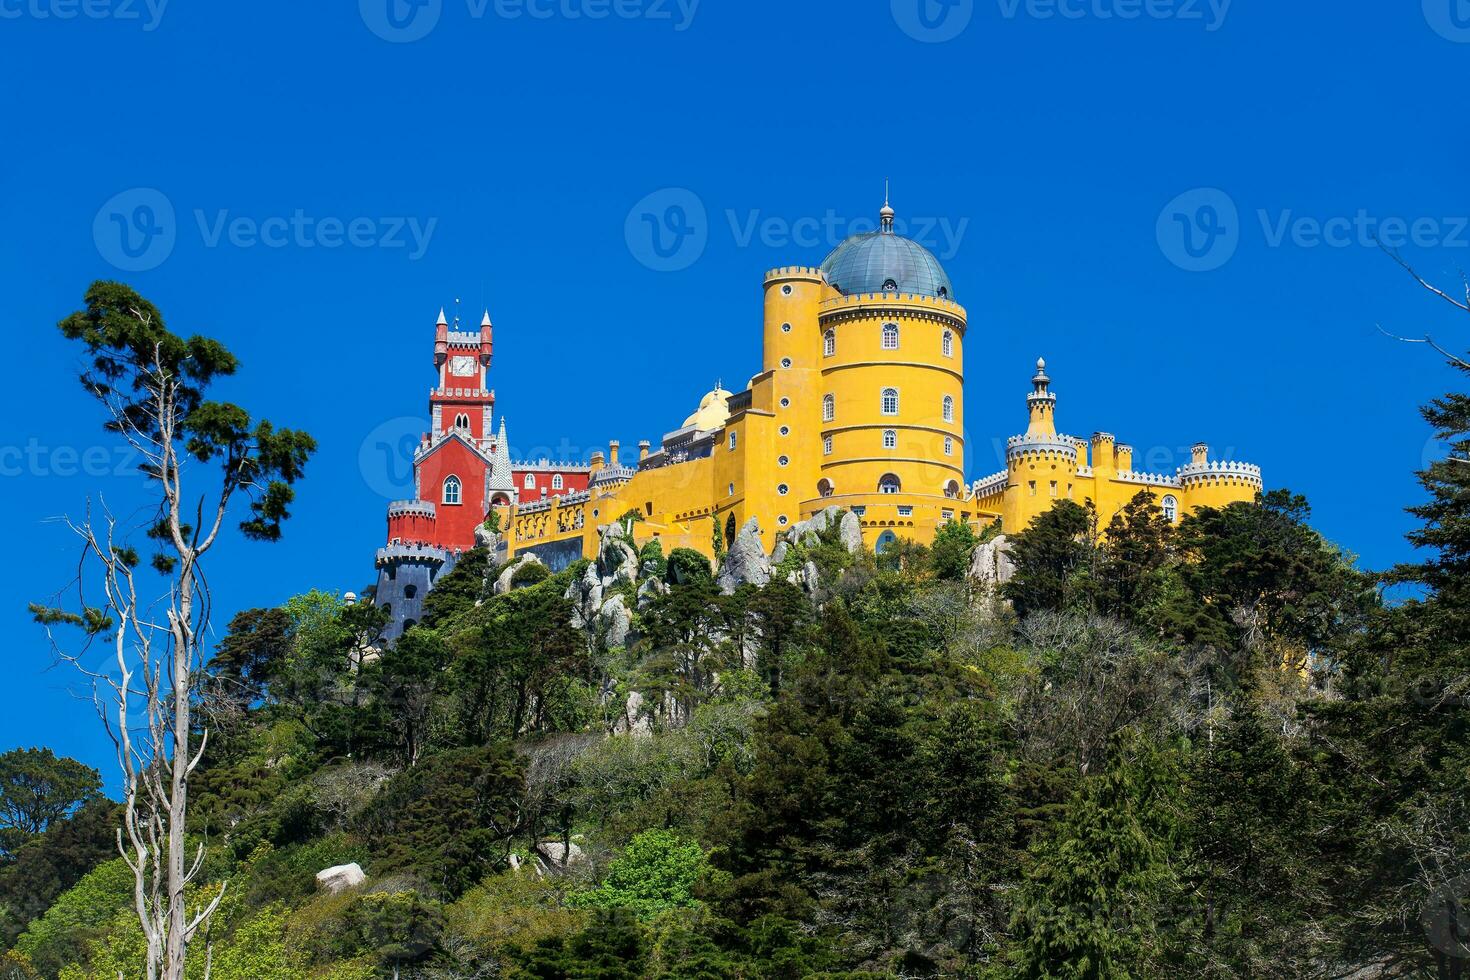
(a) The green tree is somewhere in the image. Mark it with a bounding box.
[1004,499,1096,616]
[0,749,101,858]
[929,519,978,581]
[353,744,523,899]
[573,830,710,920]
[1011,734,1186,979]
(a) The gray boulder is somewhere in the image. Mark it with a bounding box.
[494,553,543,595]
[535,840,586,871]
[597,524,640,587]
[566,561,605,629]
[968,534,1015,588]
[636,577,668,611]
[716,518,771,594]
[315,863,366,894]
[838,510,863,553]
[598,594,632,648]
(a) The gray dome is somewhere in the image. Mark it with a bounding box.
[820,208,954,300]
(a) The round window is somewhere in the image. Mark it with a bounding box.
[781,322,792,333]
[780,358,792,369]
[781,284,793,295]
[777,484,789,495]
[779,426,790,436]
[777,515,789,526]
[778,456,789,467]
[780,397,791,408]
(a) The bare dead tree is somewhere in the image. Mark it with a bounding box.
[31,282,313,980]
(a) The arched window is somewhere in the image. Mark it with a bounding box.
[823,394,835,422]
[552,474,564,490]
[523,473,535,489]
[817,478,834,498]
[944,436,954,456]
[942,330,953,358]
[876,530,897,554]
[404,584,417,599]
[823,435,833,455]
[944,480,961,499]
[883,429,896,449]
[454,413,470,430]
[882,322,899,350]
[823,329,835,357]
[443,475,462,505]
[878,473,901,494]
[942,395,954,422]
[1162,495,1179,522]
[729,432,737,451]
[881,388,899,415]
[882,278,898,292]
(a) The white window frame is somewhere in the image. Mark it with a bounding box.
[944,436,953,456]
[524,473,535,489]
[823,329,835,357]
[878,474,901,495]
[942,330,953,358]
[1162,495,1179,521]
[823,394,835,422]
[882,322,899,350]
[729,431,737,451]
[552,474,564,490]
[883,429,896,449]
[823,435,833,455]
[881,387,900,416]
[942,395,954,422]
[443,475,463,505]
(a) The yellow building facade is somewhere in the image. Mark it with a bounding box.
[502,199,1261,567]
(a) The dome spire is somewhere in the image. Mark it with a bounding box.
[880,178,895,233]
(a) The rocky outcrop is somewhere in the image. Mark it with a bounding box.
[494,553,543,595]
[968,535,1015,589]
[783,505,863,554]
[534,840,586,875]
[597,523,640,587]
[636,576,668,610]
[716,518,771,594]
[598,594,632,648]
[315,863,366,894]
[566,562,605,629]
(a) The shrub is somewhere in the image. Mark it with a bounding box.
[571,830,709,919]
[665,549,712,587]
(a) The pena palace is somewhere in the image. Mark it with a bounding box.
[370,197,1262,641]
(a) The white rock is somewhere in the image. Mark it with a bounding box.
[716,518,771,594]
[315,863,366,894]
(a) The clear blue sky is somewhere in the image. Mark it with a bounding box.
[1,0,1467,783]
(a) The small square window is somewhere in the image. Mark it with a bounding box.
[897,506,913,517]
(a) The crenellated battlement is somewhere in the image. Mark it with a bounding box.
[376,542,453,566]
[1178,460,1263,485]
[388,500,436,519]
[1007,434,1080,463]
[431,387,494,400]
[764,265,825,283]
[972,471,1009,498]
[1114,470,1183,488]
[819,290,966,317]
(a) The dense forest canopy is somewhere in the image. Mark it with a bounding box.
[10,284,1470,979]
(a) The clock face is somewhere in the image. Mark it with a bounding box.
[450,355,477,377]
